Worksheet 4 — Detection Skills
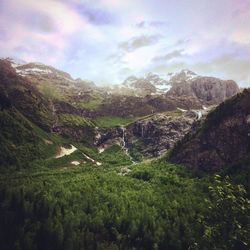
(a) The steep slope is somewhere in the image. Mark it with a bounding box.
[169,88,250,171]
[0,59,54,130]
[0,107,55,169]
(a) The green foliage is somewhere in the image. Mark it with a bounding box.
[99,145,132,166]
[129,139,145,162]
[219,161,250,195]
[0,108,58,169]
[39,84,65,101]
[58,114,95,127]
[77,98,103,110]
[0,157,249,249]
[199,175,250,249]
[0,160,207,250]
[94,116,135,128]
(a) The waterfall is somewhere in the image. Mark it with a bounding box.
[193,110,203,120]
[196,110,202,120]
[51,102,58,129]
[121,126,126,149]
[120,126,135,164]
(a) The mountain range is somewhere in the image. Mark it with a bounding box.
[0,57,241,163]
[0,57,249,249]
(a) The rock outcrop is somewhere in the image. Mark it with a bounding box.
[95,110,206,157]
[168,76,239,105]
[129,112,197,156]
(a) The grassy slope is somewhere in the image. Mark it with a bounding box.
[93,109,183,129]
[0,107,134,171]
[94,116,136,128]
[0,108,60,170]
[58,114,95,127]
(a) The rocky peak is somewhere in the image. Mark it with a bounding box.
[190,77,239,104]
[168,71,240,105]
[15,62,74,82]
[169,69,197,84]
[122,72,172,95]
[1,57,26,68]
[123,76,138,87]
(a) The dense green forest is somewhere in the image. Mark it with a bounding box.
[0,157,249,250]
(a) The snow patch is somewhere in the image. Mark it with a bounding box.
[71,161,80,165]
[177,107,187,112]
[98,148,105,153]
[82,152,102,166]
[55,145,77,158]
[16,68,52,74]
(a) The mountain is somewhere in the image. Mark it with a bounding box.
[169,88,250,171]
[122,72,171,95]
[0,59,54,130]
[0,58,241,160]
[120,69,239,105]
[168,75,239,105]
[2,58,96,101]
[0,57,249,250]
[2,57,26,68]
[0,60,61,168]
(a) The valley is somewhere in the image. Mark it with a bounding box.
[0,58,249,249]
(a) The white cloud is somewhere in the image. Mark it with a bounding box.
[0,0,250,86]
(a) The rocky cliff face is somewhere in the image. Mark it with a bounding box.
[94,110,207,157]
[169,89,250,171]
[168,76,239,105]
[52,125,95,143]
[129,112,197,156]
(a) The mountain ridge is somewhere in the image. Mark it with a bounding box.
[169,88,250,171]
[0,57,241,162]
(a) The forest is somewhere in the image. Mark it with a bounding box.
[0,157,249,250]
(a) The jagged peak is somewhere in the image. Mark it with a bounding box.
[1,57,26,68]
[179,69,197,75]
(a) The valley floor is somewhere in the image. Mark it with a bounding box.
[0,154,249,250]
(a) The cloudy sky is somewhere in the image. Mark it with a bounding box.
[0,0,250,86]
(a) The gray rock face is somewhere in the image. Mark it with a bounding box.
[168,77,239,105]
[129,113,196,156]
[52,125,95,142]
[191,77,239,104]
[95,111,203,157]
[121,70,239,105]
